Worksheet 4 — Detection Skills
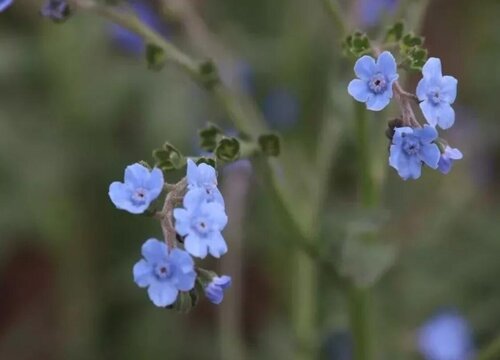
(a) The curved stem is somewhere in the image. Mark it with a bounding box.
[159,178,186,248]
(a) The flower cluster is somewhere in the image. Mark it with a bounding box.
[109,160,231,309]
[348,52,462,180]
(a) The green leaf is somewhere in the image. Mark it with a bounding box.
[342,31,371,57]
[385,22,404,42]
[138,160,152,170]
[152,142,185,172]
[407,46,428,71]
[172,292,193,313]
[196,157,216,168]
[402,33,424,47]
[198,123,223,152]
[198,59,219,89]
[215,137,240,162]
[258,134,281,157]
[146,44,166,71]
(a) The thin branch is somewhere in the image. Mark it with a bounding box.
[158,178,187,248]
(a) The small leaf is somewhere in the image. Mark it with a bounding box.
[258,134,281,156]
[198,123,223,152]
[196,157,217,167]
[172,292,193,313]
[215,137,240,162]
[198,59,219,89]
[152,142,185,171]
[402,33,424,47]
[146,44,166,71]
[342,31,371,57]
[385,22,404,42]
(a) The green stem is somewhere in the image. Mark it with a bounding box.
[321,0,348,38]
[348,287,372,360]
[478,334,500,360]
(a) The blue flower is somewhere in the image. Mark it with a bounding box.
[109,163,164,214]
[186,159,224,206]
[389,126,440,180]
[0,0,13,12]
[133,239,196,307]
[110,1,170,55]
[204,275,232,304]
[173,188,228,258]
[40,0,70,22]
[438,146,463,174]
[359,0,398,27]
[348,51,399,111]
[263,88,300,130]
[417,58,458,129]
[418,310,474,360]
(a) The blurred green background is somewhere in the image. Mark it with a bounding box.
[0,0,499,359]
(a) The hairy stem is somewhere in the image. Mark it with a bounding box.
[159,178,186,248]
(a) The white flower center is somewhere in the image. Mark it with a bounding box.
[154,262,172,280]
[369,73,387,94]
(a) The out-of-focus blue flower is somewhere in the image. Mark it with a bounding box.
[186,158,224,206]
[204,275,232,304]
[417,58,458,129]
[418,310,475,360]
[263,88,300,130]
[438,146,463,174]
[359,0,398,27]
[389,126,440,180]
[109,163,164,214]
[133,239,196,307]
[110,1,170,55]
[322,330,353,360]
[0,0,13,12]
[40,0,70,21]
[173,188,228,258]
[348,51,399,111]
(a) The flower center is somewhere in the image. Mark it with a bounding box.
[193,217,210,235]
[132,187,148,203]
[402,136,421,156]
[428,87,441,105]
[154,262,172,280]
[368,73,387,94]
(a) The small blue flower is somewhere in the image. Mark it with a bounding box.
[389,126,441,180]
[133,239,196,307]
[173,188,228,258]
[418,310,474,360]
[204,275,232,304]
[186,159,224,206]
[0,0,13,12]
[40,0,70,22]
[109,163,164,214]
[417,58,458,129]
[348,51,399,111]
[438,146,463,174]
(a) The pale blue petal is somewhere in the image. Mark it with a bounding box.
[420,100,438,127]
[416,78,428,101]
[377,51,397,77]
[407,156,422,179]
[436,103,455,129]
[124,163,150,186]
[197,163,218,185]
[0,0,13,12]
[146,168,164,201]
[141,238,168,263]
[446,147,463,160]
[348,79,370,102]
[366,94,391,111]
[214,275,232,289]
[438,157,453,174]
[392,127,413,145]
[183,188,207,210]
[173,208,190,235]
[419,144,440,169]
[205,283,224,304]
[169,248,195,273]
[133,259,153,288]
[147,282,178,307]
[354,55,377,80]
[414,125,438,143]
[422,58,442,80]
[207,232,228,258]
[109,182,131,207]
[440,76,458,103]
[204,202,228,230]
[184,234,208,258]
[186,158,198,186]
[211,188,226,207]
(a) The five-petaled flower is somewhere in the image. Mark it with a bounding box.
[204,275,232,304]
[0,0,12,12]
[187,158,225,205]
[133,239,196,307]
[418,310,475,360]
[173,188,228,258]
[389,126,441,180]
[438,146,463,174]
[108,163,164,214]
[417,57,458,129]
[348,51,399,111]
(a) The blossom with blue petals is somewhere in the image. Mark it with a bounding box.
[108,163,164,214]
[417,58,458,129]
[418,310,474,360]
[438,146,463,174]
[389,126,440,180]
[0,0,12,12]
[133,239,196,307]
[173,188,228,258]
[186,159,224,206]
[348,51,399,111]
[204,275,232,304]
[40,0,70,22]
